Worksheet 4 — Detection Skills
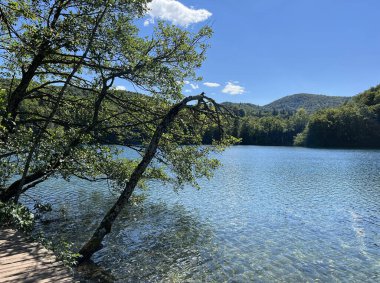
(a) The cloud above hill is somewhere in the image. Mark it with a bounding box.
[222,82,245,95]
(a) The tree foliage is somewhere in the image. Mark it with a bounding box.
[0,200,35,232]
[0,0,234,261]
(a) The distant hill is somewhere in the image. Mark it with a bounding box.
[222,93,351,116]
[263,93,351,113]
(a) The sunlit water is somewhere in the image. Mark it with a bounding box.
[22,146,380,282]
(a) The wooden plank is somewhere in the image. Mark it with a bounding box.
[0,267,72,282]
[0,260,64,277]
[0,228,77,283]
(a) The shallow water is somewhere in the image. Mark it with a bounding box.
[23,146,380,282]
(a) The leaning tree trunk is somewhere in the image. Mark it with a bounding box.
[78,93,205,262]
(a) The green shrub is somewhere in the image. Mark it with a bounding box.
[0,201,35,232]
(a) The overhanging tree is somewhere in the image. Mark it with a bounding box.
[0,0,235,262]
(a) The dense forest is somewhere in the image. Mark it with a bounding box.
[204,86,380,148]
[296,86,380,147]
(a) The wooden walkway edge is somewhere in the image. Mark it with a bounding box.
[0,229,77,283]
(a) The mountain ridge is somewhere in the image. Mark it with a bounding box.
[222,93,351,115]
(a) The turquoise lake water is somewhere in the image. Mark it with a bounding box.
[23,146,380,282]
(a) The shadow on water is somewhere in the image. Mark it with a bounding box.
[24,187,226,282]
[100,203,223,282]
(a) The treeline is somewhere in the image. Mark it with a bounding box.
[296,86,380,148]
[204,85,380,148]
[202,108,308,146]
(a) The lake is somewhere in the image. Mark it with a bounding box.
[22,146,380,282]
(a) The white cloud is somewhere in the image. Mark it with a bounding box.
[184,89,192,93]
[222,82,245,95]
[190,83,199,90]
[144,19,154,26]
[146,0,212,27]
[184,80,190,85]
[114,85,127,91]
[203,82,220,88]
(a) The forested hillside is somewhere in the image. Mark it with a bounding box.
[222,93,350,117]
[264,93,350,113]
[205,86,380,148]
[295,86,380,147]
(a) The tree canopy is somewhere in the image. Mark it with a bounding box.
[0,0,234,261]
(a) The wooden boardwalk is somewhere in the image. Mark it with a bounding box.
[0,229,76,283]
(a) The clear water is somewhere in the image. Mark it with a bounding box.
[22,146,380,282]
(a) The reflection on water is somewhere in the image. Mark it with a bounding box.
[22,146,380,282]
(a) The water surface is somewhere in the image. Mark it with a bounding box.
[23,146,380,282]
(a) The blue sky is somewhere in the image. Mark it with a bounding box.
[139,0,380,105]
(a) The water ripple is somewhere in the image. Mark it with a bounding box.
[22,146,380,282]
